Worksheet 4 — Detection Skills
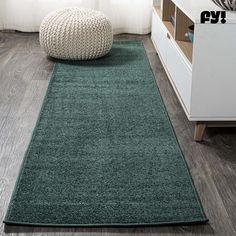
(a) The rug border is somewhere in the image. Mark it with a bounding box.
[4,40,208,227]
[141,40,208,223]
[3,62,58,224]
[4,219,208,228]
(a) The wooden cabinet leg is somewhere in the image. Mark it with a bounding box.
[194,122,206,142]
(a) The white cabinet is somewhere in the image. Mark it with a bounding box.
[151,0,236,141]
[151,12,167,64]
[166,38,191,112]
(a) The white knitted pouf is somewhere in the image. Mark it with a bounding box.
[39,8,113,60]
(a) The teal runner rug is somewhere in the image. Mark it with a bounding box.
[4,41,207,227]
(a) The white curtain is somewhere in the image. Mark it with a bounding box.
[0,0,153,34]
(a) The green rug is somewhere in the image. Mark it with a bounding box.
[4,41,207,227]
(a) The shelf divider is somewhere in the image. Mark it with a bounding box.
[162,0,175,22]
[175,7,193,41]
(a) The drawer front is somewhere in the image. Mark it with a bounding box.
[166,40,192,112]
[151,12,167,64]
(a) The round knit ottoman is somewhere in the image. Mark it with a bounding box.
[39,8,113,60]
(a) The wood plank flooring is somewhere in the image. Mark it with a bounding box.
[0,32,236,236]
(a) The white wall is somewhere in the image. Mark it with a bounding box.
[0,1,4,29]
[0,0,152,34]
[0,0,97,32]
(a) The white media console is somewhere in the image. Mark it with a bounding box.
[151,0,236,141]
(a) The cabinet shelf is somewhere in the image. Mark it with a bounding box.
[154,6,162,18]
[152,0,236,140]
[154,6,175,38]
[163,21,175,38]
[176,40,193,63]
[153,2,193,64]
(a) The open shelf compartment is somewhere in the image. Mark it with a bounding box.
[162,0,175,38]
[175,7,194,63]
[154,0,194,63]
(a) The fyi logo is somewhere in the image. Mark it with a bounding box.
[200,11,226,24]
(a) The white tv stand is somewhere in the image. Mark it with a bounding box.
[151,0,236,141]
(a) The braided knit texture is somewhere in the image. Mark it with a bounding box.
[39,8,113,60]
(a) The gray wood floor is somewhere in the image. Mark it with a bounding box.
[0,32,236,236]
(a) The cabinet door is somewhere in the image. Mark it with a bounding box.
[166,39,192,112]
[151,12,167,64]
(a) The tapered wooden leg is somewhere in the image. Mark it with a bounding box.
[194,122,206,142]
